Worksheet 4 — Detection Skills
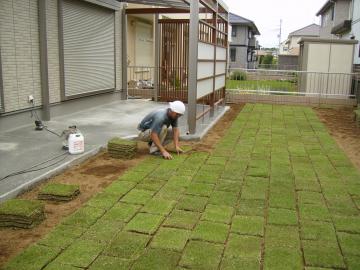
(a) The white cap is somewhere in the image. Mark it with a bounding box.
[169,101,186,115]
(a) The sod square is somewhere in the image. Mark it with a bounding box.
[236,199,265,216]
[299,204,331,222]
[246,167,270,178]
[176,195,208,212]
[221,170,245,181]
[241,181,268,200]
[231,215,264,236]
[201,204,234,224]
[120,189,154,205]
[43,263,81,270]
[192,221,229,243]
[86,193,120,210]
[0,199,45,228]
[206,156,228,165]
[302,240,346,268]
[209,191,238,207]
[38,183,80,200]
[102,180,136,196]
[125,212,164,234]
[141,198,175,216]
[344,255,360,270]
[215,179,242,193]
[334,216,360,234]
[119,171,147,182]
[220,257,260,270]
[62,206,105,228]
[298,191,325,205]
[295,178,321,192]
[269,193,296,209]
[265,225,300,248]
[193,172,219,184]
[326,195,359,216]
[104,231,150,259]
[150,227,190,251]
[300,220,337,242]
[54,239,104,268]
[131,248,181,270]
[338,232,360,256]
[38,224,85,249]
[268,208,297,226]
[167,175,192,188]
[136,179,166,191]
[263,247,303,270]
[163,210,201,229]
[155,185,186,200]
[102,202,141,222]
[80,219,124,243]
[88,256,131,270]
[200,164,225,173]
[3,244,61,270]
[186,182,214,197]
[179,240,223,270]
[224,234,262,259]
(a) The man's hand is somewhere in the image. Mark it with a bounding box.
[162,150,173,160]
[175,146,184,155]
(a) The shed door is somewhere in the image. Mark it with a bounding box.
[62,0,115,98]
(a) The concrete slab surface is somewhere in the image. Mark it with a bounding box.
[0,97,227,202]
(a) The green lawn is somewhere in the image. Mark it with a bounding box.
[226,79,297,92]
[3,104,360,270]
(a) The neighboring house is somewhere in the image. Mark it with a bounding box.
[279,40,289,55]
[352,0,360,66]
[229,13,260,69]
[283,24,320,55]
[316,0,360,67]
[316,0,352,39]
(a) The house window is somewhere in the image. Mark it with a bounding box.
[231,26,236,37]
[331,6,334,21]
[230,48,236,62]
[248,30,252,39]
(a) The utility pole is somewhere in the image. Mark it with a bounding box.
[278,19,282,51]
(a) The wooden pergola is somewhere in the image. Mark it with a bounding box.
[119,0,229,134]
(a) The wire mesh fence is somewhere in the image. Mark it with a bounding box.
[226,68,360,106]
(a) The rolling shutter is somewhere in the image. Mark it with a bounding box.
[62,0,115,97]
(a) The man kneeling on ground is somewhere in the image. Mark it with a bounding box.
[137,100,185,160]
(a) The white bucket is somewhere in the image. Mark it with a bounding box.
[68,133,84,154]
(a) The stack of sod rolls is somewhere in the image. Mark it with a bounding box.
[38,183,80,201]
[0,199,45,229]
[107,137,137,159]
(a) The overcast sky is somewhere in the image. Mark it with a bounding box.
[224,0,326,48]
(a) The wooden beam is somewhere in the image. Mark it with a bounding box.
[125,8,189,14]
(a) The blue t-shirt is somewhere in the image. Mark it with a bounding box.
[138,108,178,135]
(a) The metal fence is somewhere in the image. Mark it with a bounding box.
[226,68,360,106]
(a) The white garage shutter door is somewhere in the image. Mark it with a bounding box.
[62,0,115,97]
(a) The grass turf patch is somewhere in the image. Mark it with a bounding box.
[125,212,164,234]
[150,227,190,251]
[231,215,264,237]
[131,248,180,270]
[38,183,80,201]
[192,221,229,243]
[179,240,223,270]
[163,210,201,230]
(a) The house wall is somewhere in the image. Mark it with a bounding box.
[229,46,248,68]
[0,0,42,112]
[231,25,248,44]
[289,36,302,49]
[319,0,351,38]
[351,0,360,65]
[0,0,123,115]
[230,24,257,69]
